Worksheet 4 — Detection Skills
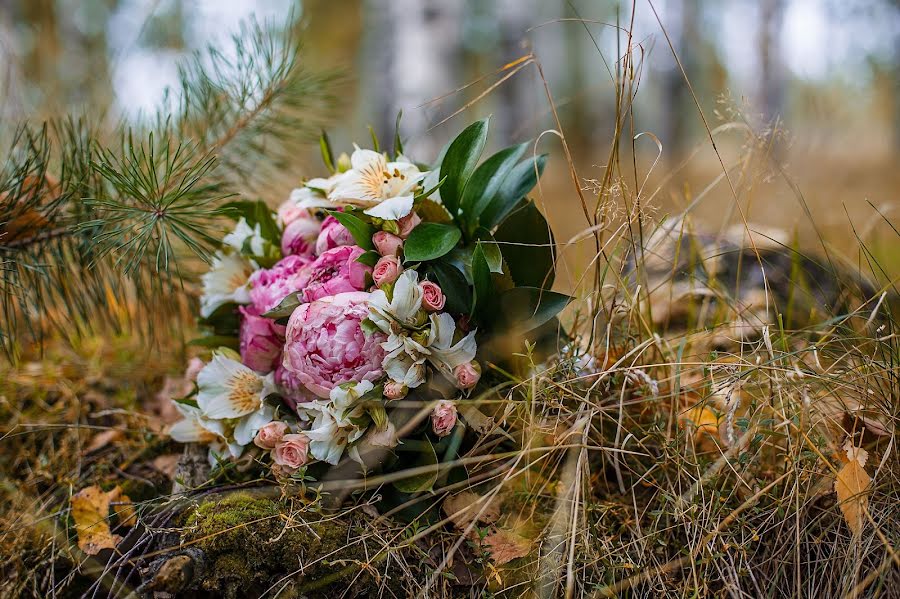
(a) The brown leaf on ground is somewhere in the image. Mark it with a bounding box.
[107,487,138,527]
[83,429,124,454]
[679,405,719,439]
[483,529,532,565]
[151,454,181,479]
[70,486,122,555]
[443,491,501,530]
[834,441,871,536]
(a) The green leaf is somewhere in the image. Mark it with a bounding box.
[438,118,490,219]
[471,244,493,318]
[480,154,548,230]
[368,125,380,153]
[393,110,404,158]
[393,439,439,493]
[460,142,527,231]
[198,302,240,336]
[428,261,471,314]
[494,200,555,289]
[403,222,462,263]
[262,291,302,319]
[474,233,503,274]
[320,131,335,173]
[327,210,375,250]
[498,287,571,333]
[356,250,380,267]
[188,335,240,350]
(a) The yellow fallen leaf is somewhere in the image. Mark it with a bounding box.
[107,487,138,528]
[443,491,500,530]
[834,441,871,536]
[680,406,719,439]
[71,486,122,555]
[483,529,532,565]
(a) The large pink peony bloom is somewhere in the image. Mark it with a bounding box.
[315,215,355,255]
[248,254,313,313]
[282,216,320,257]
[274,362,314,412]
[239,305,286,372]
[282,292,386,398]
[299,245,371,303]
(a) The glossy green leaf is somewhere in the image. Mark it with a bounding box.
[438,118,490,219]
[428,261,471,314]
[460,142,527,231]
[327,210,375,250]
[471,243,493,318]
[403,222,462,263]
[392,439,439,493]
[494,200,555,289]
[262,291,302,319]
[499,287,572,333]
[393,110,404,158]
[480,153,547,230]
[319,130,335,173]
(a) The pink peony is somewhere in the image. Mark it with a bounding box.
[274,363,314,413]
[372,255,401,287]
[420,281,445,312]
[277,201,308,227]
[315,215,356,255]
[239,305,286,373]
[431,400,457,437]
[454,361,481,390]
[299,245,371,302]
[249,254,313,313]
[383,381,408,400]
[272,433,310,471]
[254,421,289,449]
[282,292,386,398]
[397,212,421,238]
[372,231,403,257]
[282,216,320,257]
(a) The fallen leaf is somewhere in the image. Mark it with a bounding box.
[834,441,871,536]
[70,486,122,555]
[443,491,501,530]
[483,529,532,565]
[151,453,181,478]
[458,404,494,434]
[107,487,138,527]
[84,429,124,454]
[679,406,719,439]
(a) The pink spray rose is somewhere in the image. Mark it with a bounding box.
[281,216,320,257]
[372,255,401,287]
[299,245,371,302]
[420,281,446,312]
[239,305,286,373]
[254,421,289,449]
[454,361,481,390]
[397,211,421,238]
[431,400,458,437]
[315,215,356,255]
[372,231,404,257]
[249,254,313,313]
[282,292,386,398]
[272,433,310,471]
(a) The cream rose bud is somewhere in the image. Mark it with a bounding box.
[272,433,310,471]
[420,281,446,312]
[397,212,421,238]
[454,361,481,390]
[254,421,289,449]
[372,256,402,287]
[372,231,404,257]
[368,421,398,448]
[383,381,408,400]
[431,401,457,437]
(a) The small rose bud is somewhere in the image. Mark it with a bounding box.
[372,231,404,257]
[254,421,289,450]
[336,152,352,172]
[420,281,446,312]
[383,381,408,400]
[431,400,457,437]
[372,255,402,287]
[454,361,481,390]
[272,433,310,471]
[397,212,422,238]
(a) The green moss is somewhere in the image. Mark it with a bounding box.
[184,492,408,597]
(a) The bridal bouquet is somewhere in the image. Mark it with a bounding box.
[168,118,568,480]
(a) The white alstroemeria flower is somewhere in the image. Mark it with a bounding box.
[329,148,427,220]
[196,353,276,420]
[382,333,428,388]
[223,217,266,256]
[369,270,424,330]
[328,380,374,427]
[200,251,253,318]
[233,403,276,446]
[168,403,245,461]
[303,404,366,465]
[426,312,478,383]
[289,185,334,211]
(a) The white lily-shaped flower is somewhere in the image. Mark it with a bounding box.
[302,404,366,465]
[223,217,266,256]
[289,184,334,211]
[381,333,428,388]
[426,312,478,383]
[196,353,276,420]
[329,147,427,220]
[168,402,245,461]
[328,380,374,427]
[369,270,424,330]
[200,251,253,318]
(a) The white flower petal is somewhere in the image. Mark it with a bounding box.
[197,355,272,419]
[200,252,253,317]
[233,404,275,446]
[363,194,414,220]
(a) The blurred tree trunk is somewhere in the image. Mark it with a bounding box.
[495,0,536,145]
[758,0,785,123]
[659,0,698,163]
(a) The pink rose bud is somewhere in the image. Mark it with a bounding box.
[431,400,457,437]
[397,211,421,239]
[281,216,320,257]
[454,361,481,390]
[254,421,289,450]
[420,281,446,312]
[372,231,404,257]
[383,380,408,400]
[272,433,310,471]
[185,357,205,382]
[315,215,355,255]
[372,255,401,287]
